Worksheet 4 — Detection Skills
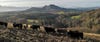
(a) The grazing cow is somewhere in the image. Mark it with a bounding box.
[67,31,83,39]
[13,23,23,29]
[0,21,7,27]
[30,25,40,30]
[44,27,56,33]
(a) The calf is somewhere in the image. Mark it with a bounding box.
[13,23,23,29]
[0,21,7,27]
[44,27,56,33]
[67,31,83,39]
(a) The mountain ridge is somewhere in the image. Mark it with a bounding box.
[24,4,81,13]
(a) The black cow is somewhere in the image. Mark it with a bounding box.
[44,27,56,33]
[57,29,67,36]
[67,31,83,39]
[13,23,23,29]
[30,25,40,30]
[0,21,7,27]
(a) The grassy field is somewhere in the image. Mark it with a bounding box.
[0,27,100,42]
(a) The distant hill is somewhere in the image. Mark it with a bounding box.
[75,7,100,11]
[23,4,82,13]
[23,5,100,14]
[0,6,29,12]
[1,4,100,14]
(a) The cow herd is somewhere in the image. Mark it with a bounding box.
[0,21,83,39]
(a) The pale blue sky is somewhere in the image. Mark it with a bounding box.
[0,0,100,8]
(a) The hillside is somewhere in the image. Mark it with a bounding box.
[67,9,100,34]
[0,7,100,28]
[81,9,100,29]
[0,5,84,28]
[0,5,100,29]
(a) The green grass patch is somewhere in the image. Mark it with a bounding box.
[71,15,81,19]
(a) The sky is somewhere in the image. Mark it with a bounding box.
[0,0,100,8]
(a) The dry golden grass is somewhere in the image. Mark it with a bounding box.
[84,32,100,41]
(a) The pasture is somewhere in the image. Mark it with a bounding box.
[0,21,100,42]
